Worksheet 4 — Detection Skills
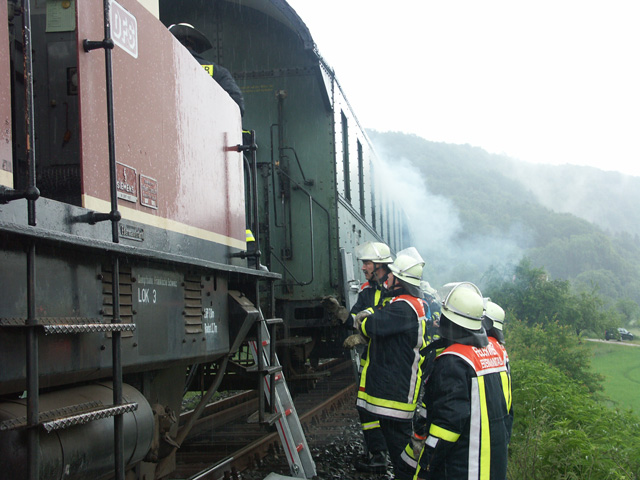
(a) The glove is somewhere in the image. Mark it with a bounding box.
[343,333,367,349]
[411,433,426,458]
[354,309,372,329]
[336,306,349,324]
[322,296,341,312]
[322,296,349,325]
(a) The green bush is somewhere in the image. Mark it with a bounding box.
[509,360,640,480]
[505,319,603,393]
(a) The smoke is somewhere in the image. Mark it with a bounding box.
[373,149,528,290]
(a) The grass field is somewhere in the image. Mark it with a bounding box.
[589,340,640,415]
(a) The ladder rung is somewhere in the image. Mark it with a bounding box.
[265,318,283,325]
[42,403,139,433]
[246,410,283,426]
[43,323,137,334]
[246,364,282,375]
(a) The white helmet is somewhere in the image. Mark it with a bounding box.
[483,298,505,331]
[441,282,484,330]
[388,247,424,287]
[355,242,393,264]
[420,280,438,299]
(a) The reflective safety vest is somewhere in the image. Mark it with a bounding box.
[356,294,427,420]
[415,337,511,480]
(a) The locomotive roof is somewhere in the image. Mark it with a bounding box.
[223,0,315,51]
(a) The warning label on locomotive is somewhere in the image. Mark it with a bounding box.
[110,0,138,59]
[140,174,158,209]
[116,162,137,203]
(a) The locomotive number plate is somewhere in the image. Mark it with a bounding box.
[110,0,138,59]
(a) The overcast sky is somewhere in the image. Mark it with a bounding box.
[286,1,640,178]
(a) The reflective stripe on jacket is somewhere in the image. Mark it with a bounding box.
[416,337,511,480]
[356,293,427,420]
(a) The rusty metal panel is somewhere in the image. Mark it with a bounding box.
[76,0,245,251]
[0,1,12,188]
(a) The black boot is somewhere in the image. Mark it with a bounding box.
[354,450,388,473]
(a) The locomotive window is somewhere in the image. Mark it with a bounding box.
[341,112,351,201]
[358,140,365,218]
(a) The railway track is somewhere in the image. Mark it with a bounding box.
[171,359,358,479]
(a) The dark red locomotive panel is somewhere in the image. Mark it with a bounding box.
[77,0,245,252]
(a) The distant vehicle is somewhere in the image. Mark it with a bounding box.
[606,328,634,341]
[618,328,635,341]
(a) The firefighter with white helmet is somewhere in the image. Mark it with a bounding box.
[408,283,512,480]
[342,241,394,472]
[483,298,506,344]
[483,298,513,450]
[351,247,428,480]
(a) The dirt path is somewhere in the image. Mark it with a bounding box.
[586,338,640,347]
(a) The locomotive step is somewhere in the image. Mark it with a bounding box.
[0,401,138,432]
[0,317,136,334]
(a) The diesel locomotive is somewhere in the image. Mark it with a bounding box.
[0,1,408,478]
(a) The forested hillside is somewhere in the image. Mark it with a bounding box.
[368,130,640,316]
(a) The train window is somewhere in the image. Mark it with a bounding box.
[386,204,392,248]
[357,140,365,218]
[341,112,351,201]
[371,160,377,230]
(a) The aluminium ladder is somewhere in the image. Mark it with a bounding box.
[248,315,317,479]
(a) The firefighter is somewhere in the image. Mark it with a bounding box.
[483,299,513,447]
[352,248,428,480]
[410,283,511,480]
[421,281,441,343]
[169,23,245,116]
[343,241,394,473]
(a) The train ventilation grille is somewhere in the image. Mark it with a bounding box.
[183,274,203,334]
[101,264,134,338]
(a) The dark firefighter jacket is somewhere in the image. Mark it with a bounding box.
[356,289,427,421]
[191,51,245,116]
[413,337,512,480]
[348,280,383,329]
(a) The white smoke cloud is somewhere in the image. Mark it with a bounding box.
[373,149,528,290]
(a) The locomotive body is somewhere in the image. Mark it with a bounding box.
[1,1,276,478]
[0,1,409,478]
[160,0,408,361]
